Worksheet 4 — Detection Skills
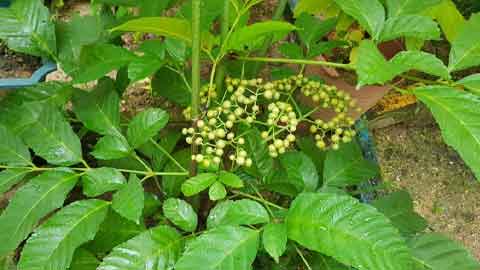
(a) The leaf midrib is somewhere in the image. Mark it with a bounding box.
[10,173,78,243]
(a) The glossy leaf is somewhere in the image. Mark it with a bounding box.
[391,51,450,80]
[175,226,259,270]
[18,200,109,270]
[91,135,132,160]
[286,193,412,270]
[414,86,480,180]
[0,168,30,194]
[333,0,385,40]
[181,173,217,196]
[72,44,137,83]
[127,108,169,148]
[323,141,379,188]
[372,191,428,235]
[262,223,287,263]
[208,182,227,201]
[457,74,480,95]
[152,67,191,106]
[69,248,99,270]
[0,100,42,135]
[218,171,244,188]
[0,124,31,166]
[0,0,56,57]
[98,225,183,270]
[448,13,480,71]
[0,170,79,256]
[82,167,126,197]
[21,104,82,166]
[386,0,441,17]
[227,21,296,51]
[379,15,441,42]
[9,82,74,107]
[163,198,198,232]
[87,210,145,254]
[409,233,480,270]
[128,56,164,83]
[279,151,319,192]
[207,199,270,228]
[112,174,144,224]
[72,78,122,137]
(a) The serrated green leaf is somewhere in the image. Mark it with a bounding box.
[286,193,413,270]
[207,199,270,228]
[112,174,144,224]
[18,199,109,270]
[152,67,191,106]
[293,0,340,18]
[390,51,450,79]
[72,44,137,83]
[333,0,385,40]
[262,223,287,263]
[21,104,82,166]
[456,74,480,95]
[87,209,145,254]
[0,100,42,135]
[175,226,259,270]
[414,86,480,180]
[0,0,56,57]
[181,173,217,196]
[379,15,441,42]
[0,170,79,256]
[372,191,428,235]
[356,40,396,87]
[72,78,122,137]
[163,198,198,232]
[424,0,465,42]
[9,82,74,107]
[219,171,244,188]
[323,141,379,188]
[0,168,30,194]
[409,233,480,270]
[127,108,169,148]
[386,0,441,17]
[0,124,31,166]
[296,13,337,49]
[227,21,296,51]
[82,167,126,197]
[69,248,99,270]
[91,135,132,160]
[242,127,274,177]
[98,225,183,270]
[279,43,304,59]
[128,56,164,83]
[448,13,480,72]
[162,149,190,197]
[208,182,227,201]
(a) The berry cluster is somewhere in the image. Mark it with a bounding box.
[182,75,360,168]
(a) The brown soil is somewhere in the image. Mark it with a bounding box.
[0,44,41,79]
[371,107,480,259]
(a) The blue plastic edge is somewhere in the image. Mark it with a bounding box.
[0,62,57,90]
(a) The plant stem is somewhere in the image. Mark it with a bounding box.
[232,190,286,210]
[295,244,313,270]
[149,139,188,172]
[191,0,202,175]
[214,0,231,95]
[132,153,153,173]
[400,74,451,86]
[237,56,355,70]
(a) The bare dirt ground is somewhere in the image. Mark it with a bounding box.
[371,107,480,259]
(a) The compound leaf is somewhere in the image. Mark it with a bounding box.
[333,0,385,40]
[379,15,440,42]
[0,124,31,166]
[163,198,198,232]
[206,199,270,228]
[286,193,412,270]
[98,225,183,270]
[181,173,217,196]
[18,200,109,270]
[414,86,480,180]
[175,226,259,270]
[0,168,30,194]
[112,174,144,224]
[82,167,126,197]
[0,170,79,256]
[127,108,169,148]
